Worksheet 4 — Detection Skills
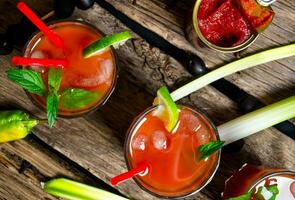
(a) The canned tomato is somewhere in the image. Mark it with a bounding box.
[186,0,274,53]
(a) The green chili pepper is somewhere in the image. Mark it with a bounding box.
[0,110,39,143]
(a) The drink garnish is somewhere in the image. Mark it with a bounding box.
[6,69,46,96]
[110,163,151,186]
[43,178,128,200]
[153,86,179,132]
[46,69,62,128]
[198,141,225,160]
[227,184,279,200]
[12,56,69,68]
[218,95,295,145]
[60,88,102,109]
[170,43,295,102]
[83,31,132,58]
[0,110,38,143]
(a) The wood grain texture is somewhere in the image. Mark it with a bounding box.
[0,137,100,200]
[0,1,294,200]
[0,0,53,32]
[103,0,295,106]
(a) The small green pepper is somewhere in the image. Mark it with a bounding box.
[0,110,38,143]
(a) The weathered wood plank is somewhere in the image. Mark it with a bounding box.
[0,137,100,200]
[103,0,295,106]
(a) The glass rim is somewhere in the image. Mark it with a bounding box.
[124,105,221,199]
[248,169,295,192]
[192,0,259,53]
[23,20,119,118]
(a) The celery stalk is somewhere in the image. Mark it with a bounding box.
[171,43,295,101]
[218,96,295,145]
[43,178,128,200]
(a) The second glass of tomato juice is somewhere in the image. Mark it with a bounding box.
[24,20,117,117]
[124,105,220,198]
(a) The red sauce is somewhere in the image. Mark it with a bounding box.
[198,0,252,47]
[197,0,274,48]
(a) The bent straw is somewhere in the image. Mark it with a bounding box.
[12,56,69,68]
[110,163,151,186]
[17,2,64,49]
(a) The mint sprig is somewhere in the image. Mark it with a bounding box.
[6,69,46,96]
[60,88,102,109]
[198,140,224,160]
[227,184,279,200]
[46,69,62,127]
[48,68,62,91]
[46,91,58,128]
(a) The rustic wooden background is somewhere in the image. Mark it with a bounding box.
[0,0,294,199]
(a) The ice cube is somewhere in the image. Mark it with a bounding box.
[99,59,113,85]
[179,110,201,131]
[132,134,147,151]
[196,128,211,144]
[152,130,167,150]
[72,59,113,88]
[30,50,46,73]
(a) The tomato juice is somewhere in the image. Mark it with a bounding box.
[24,21,117,117]
[222,164,295,199]
[125,106,220,198]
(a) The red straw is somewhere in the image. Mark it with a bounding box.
[12,56,69,68]
[17,2,64,49]
[110,163,151,186]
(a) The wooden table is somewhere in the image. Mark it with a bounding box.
[0,0,294,199]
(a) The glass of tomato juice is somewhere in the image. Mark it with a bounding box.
[124,105,221,198]
[23,20,117,117]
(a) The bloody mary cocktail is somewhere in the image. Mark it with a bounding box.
[24,21,117,117]
[125,106,220,198]
[222,164,295,199]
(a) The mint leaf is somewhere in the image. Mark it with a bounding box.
[266,185,279,200]
[198,140,224,160]
[227,193,251,200]
[46,91,58,128]
[6,69,45,96]
[60,88,101,109]
[46,69,62,128]
[254,185,279,200]
[48,68,62,91]
[227,184,279,200]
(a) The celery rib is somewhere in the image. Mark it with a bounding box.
[171,43,295,101]
[43,178,129,200]
[218,96,295,145]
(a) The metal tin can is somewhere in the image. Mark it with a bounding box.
[186,0,260,53]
